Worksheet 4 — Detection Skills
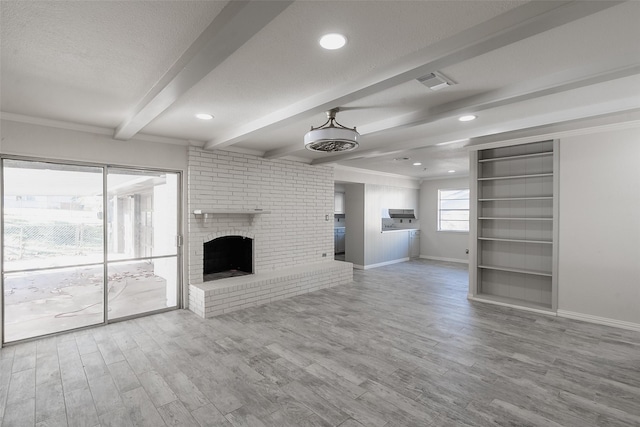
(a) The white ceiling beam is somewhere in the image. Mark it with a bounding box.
[315,108,640,169]
[205,0,622,150]
[268,63,640,161]
[360,63,640,136]
[114,0,292,140]
[310,65,640,165]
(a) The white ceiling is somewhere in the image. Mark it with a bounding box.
[2,1,639,179]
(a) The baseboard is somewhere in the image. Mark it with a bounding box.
[360,258,410,270]
[557,310,640,332]
[420,255,468,264]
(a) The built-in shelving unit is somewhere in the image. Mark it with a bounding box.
[469,140,559,313]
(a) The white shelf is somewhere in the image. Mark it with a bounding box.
[478,237,552,244]
[478,264,552,277]
[193,209,270,216]
[469,294,553,313]
[478,151,553,163]
[478,196,552,202]
[479,217,553,221]
[478,173,553,181]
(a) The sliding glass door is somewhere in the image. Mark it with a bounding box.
[2,160,105,342]
[2,158,181,343]
[106,168,179,320]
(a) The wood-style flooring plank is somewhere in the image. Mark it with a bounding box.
[120,386,166,427]
[64,386,99,427]
[191,403,233,427]
[2,397,35,427]
[157,400,200,427]
[34,380,65,424]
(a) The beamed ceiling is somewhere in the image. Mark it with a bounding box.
[2,1,639,178]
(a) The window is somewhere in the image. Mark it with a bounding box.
[438,188,469,232]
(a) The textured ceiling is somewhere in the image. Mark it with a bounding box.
[1,0,639,179]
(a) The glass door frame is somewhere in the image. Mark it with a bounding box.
[1,154,183,346]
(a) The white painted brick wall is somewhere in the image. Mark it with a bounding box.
[189,260,353,318]
[188,147,335,285]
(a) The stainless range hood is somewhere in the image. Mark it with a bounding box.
[387,209,417,219]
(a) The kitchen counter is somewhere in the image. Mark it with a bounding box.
[381,228,419,233]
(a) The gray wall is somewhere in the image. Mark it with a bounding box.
[419,177,470,263]
[557,126,640,327]
[344,183,365,267]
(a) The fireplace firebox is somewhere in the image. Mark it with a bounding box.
[203,236,253,281]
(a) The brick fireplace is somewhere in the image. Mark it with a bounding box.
[187,147,353,318]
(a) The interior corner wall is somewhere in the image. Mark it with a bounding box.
[557,126,640,327]
[419,176,470,263]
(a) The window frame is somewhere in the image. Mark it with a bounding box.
[437,188,470,233]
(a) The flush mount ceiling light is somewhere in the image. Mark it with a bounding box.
[304,108,360,152]
[195,113,213,120]
[448,170,456,173]
[459,115,476,122]
[319,33,346,50]
[413,162,422,166]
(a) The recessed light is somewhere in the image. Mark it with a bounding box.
[459,115,476,122]
[195,113,213,120]
[412,162,422,166]
[448,170,456,173]
[319,33,347,50]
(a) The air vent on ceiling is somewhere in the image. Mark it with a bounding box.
[417,72,455,91]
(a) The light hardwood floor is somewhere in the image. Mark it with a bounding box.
[1,259,639,426]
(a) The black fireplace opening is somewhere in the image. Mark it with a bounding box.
[203,236,253,281]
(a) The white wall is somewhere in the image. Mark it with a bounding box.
[419,177,470,263]
[335,165,420,189]
[0,120,188,170]
[557,126,640,327]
